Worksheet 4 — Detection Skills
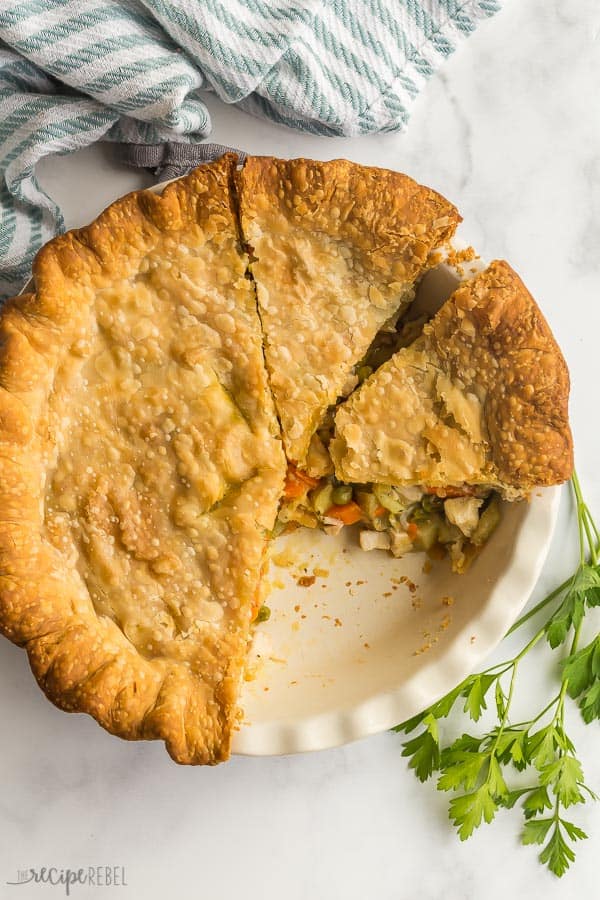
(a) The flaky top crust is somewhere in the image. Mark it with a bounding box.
[332,261,573,492]
[0,155,285,765]
[239,156,461,280]
[237,156,461,466]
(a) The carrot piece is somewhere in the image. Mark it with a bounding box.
[407,522,419,540]
[325,501,363,525]
[374,505,386,517]
[250,583,262,619]
[283,477,308,500]
[283,463,321,499]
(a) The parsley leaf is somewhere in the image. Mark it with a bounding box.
[562,634,600,722]
[400,713,440,781]
[449,784,498,840]
[495,681,507,720]
[437,748,487,793]
[462,673,497,721]
[527,725,559,769]
[538,820,580,877]
[522,817,554,845]
[522,786,552,819]
[539,756,585,808]
[494,728,528,770]
[545,566,600,648]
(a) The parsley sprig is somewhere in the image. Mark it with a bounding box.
[394,472,599,877]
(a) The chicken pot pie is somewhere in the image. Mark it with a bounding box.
[0,155,573,765]
[0,155,285,765]
[327,260,573,570]
[237,156,461,475]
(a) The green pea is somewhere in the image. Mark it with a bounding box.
[255,605,271,624]
[332,484,353,505]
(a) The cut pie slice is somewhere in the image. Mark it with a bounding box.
[327,261,573,569]
[237,156,461,472]
[0,155,285,764]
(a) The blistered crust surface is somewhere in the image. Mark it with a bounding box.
[332,260,573,493]
[0,156,286,765]
[237,156,461,465]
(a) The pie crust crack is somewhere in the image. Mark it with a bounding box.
[0,155,286,765]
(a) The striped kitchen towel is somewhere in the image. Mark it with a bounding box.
[0,0,501,300]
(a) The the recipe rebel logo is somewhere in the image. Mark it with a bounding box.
[6,866,128,895]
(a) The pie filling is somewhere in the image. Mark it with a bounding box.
[276,464,501,573]
[270,270,502,573]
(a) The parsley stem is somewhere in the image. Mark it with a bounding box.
[506,578,572,636]
[510,693,561,730]
[579,783,598,801]
[493,659,519,744]
[551,789,562,833]
[582,508,599,566]
[576,500,585,568]
[572,470,598,566]
[556,617,584,720]
[581,509,597,566]
[513,625,547,663]
[507,473,600,638]
[483,627,548,741]
[479,627,546,681]
[585,506,600,548]
[479,661,514,677]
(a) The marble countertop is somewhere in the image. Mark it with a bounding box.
[1,0,599,896]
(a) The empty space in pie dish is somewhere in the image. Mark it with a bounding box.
[236,487,560,755]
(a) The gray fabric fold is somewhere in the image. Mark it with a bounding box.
[117,142,246,180]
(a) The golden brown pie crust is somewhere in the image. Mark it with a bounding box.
[0,155,285,765]
[237,156,461,467]
[331,260,573,493]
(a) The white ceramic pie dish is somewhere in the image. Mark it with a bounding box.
[236,487,559,754]
[21,177,561,758]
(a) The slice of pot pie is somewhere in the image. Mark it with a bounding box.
[0,155,285,765]
[237,156,461,476]
[315,261,572,570]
